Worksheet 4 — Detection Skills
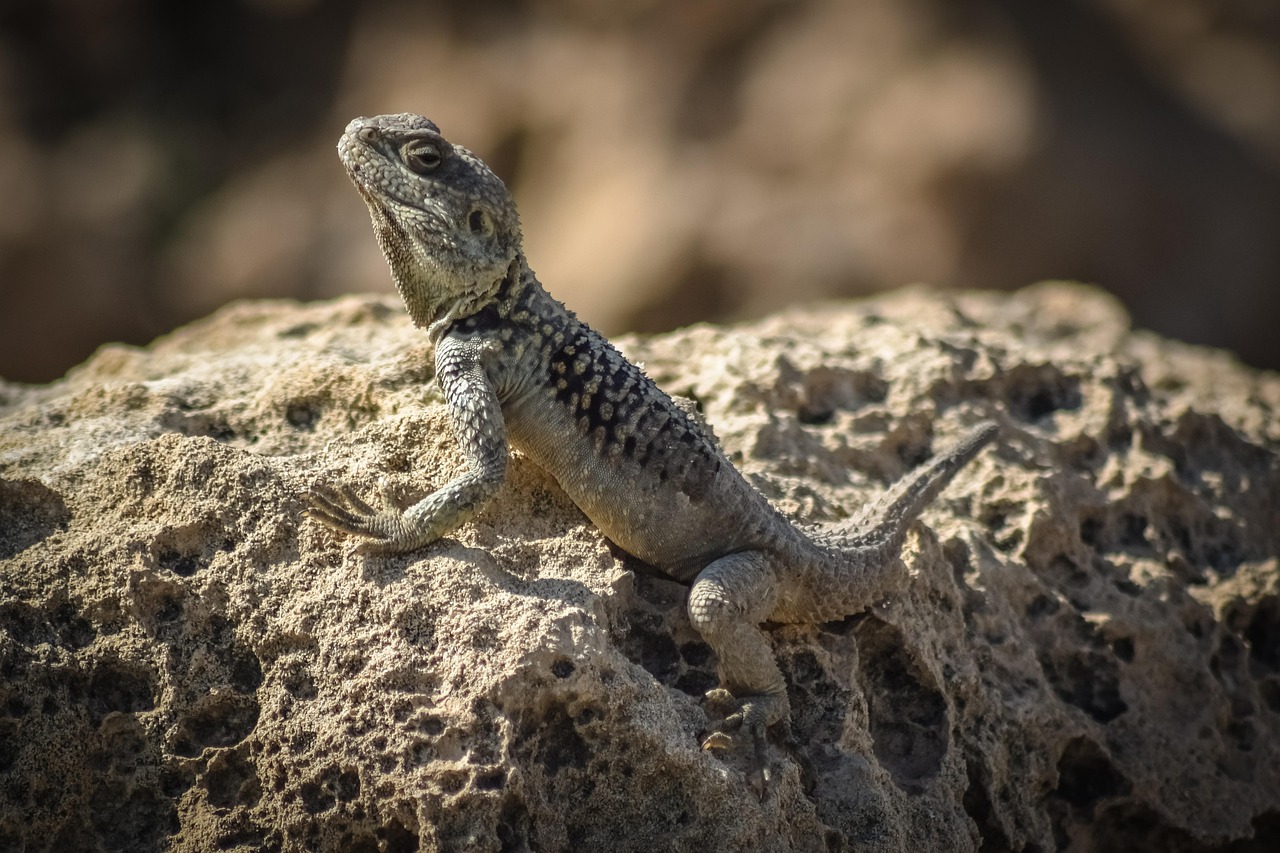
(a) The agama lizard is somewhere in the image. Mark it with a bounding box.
[307,113,998,790]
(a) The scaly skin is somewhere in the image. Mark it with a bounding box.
[307,113,998,792]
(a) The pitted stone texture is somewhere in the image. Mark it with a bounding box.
[1,282,1277,851]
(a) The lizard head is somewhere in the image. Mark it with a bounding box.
[339,114,522,330]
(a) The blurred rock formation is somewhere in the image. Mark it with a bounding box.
[1,0,1278,382]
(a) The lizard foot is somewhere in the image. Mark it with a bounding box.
[700,689,784,798]
[303,483,417,554]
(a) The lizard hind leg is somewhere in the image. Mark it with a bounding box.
[688,550,789,794]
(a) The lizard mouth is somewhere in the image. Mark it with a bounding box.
[340,135,427,214]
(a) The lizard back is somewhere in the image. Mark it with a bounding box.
[450,262,802,581]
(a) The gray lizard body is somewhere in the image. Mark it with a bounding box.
[308,112,998,788]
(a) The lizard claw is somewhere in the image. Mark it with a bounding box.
[702,687,740,717]
[700,731,735,752]
[700,691,775,799]
[303,483,407,551]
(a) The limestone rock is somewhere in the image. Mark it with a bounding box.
[1,283,1277,851]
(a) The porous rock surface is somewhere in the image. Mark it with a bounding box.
[1,283,1277,852]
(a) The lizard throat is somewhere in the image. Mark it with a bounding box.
[365,213,492,332]
[410,257,524,343]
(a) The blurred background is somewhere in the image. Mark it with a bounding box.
[1,0,1279,383]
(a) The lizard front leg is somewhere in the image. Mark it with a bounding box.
[688,550,788,793]
[306,336,508,555]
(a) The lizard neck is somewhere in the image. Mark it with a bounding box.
[422,255,529,344]
[431,254,573,343]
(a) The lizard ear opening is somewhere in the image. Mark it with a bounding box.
[468,209,495,237]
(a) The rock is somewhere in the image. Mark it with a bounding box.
[1,283,1277,852]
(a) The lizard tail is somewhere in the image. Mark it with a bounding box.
[816,420,998,558]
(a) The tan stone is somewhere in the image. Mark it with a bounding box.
[1,283,1277,851]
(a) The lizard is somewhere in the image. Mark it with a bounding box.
[306,112,999,791]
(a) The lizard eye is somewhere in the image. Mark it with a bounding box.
[404,143,443,174]
[468,209,494,237]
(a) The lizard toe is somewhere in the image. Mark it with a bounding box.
[304,485,412,547]
[702,687,739,716]
[336,484,380,516]
[700,693,781,797]
[700,731,734,752]
[747,719,772,800]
